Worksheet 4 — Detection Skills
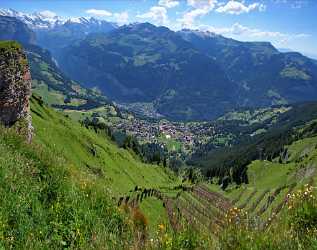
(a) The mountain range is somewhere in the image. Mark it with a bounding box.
[0,8,117,57]
[1,10,317,121]
[57,23,317,120]
[0,8,117,30]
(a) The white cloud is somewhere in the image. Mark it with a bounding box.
[178,0,217,28]
[178,8,210,28]
[198,22,310,45]
[113,11,129,26]
[158,0,179,8]
[136,6,168,25]
[187,0,217,9]
[85,9,112,17]
[38,10,57,19]
[216,1,266,15]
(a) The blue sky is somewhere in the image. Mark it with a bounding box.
[1,0,317,58]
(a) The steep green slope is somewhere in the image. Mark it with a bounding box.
[0,95,183,248]
[0,117,131,249]
[1,96,316,250]
[222,132,317,223]
[30,95,181,234]
[30,95,177,195]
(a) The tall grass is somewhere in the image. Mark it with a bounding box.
[218,185,317,250]
[0,126,132,249]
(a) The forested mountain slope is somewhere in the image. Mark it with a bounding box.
[59,22,235,121]
[179,29,317,107]
[190,101,317,185]
[57,23,317,121]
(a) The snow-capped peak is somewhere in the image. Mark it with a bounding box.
[0,9,111,29]
[0,8,117,30]
[0,8,65,29]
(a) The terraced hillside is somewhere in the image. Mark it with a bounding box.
[158,130,317,239]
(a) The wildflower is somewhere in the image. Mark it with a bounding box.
[158,224,165,231]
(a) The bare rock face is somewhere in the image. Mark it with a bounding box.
[0,41,33,142]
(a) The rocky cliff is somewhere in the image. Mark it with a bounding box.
[0,40,33,141]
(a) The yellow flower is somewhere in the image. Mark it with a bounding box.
[158,224,165,231]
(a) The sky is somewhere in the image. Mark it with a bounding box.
[1,0,317,58]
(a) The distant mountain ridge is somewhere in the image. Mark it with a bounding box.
[57,22,317,120]
[0,8,118,57]
[178,29,317,107]
[0,15,36,44]
[58,22,237,120]
[2,10,317,121]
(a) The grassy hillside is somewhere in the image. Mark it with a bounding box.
[156,122,317,249]
[0,95,189,248]
[0,116,130,249]
[31,95,176,195]
[1,95,317,249]
[31,95,186,231]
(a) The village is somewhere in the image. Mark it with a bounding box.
[106,112,221,154]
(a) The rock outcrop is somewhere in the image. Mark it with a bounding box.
[0,40,33,142]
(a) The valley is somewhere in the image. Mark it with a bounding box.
[1,4,317,250]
